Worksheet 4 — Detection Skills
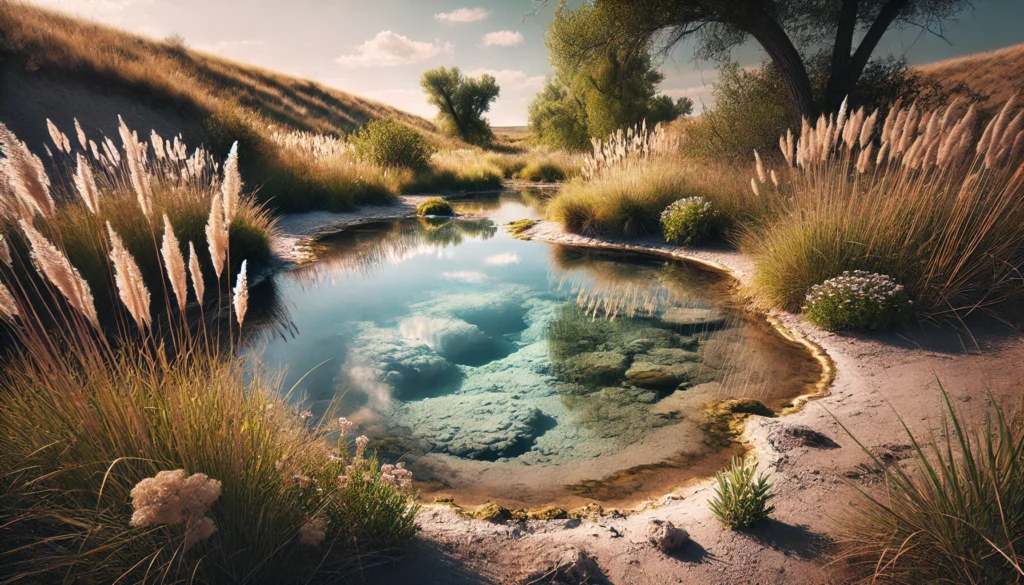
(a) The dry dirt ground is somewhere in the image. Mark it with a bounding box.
[275,214,1024,585]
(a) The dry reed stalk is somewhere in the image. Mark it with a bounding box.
[188,241,205,304]
[74,118,87,151]
[106,222,151,330]
[18,219,99,327]
[0,122,54,217]
[221,141,241,222]
[204,192,228,279]
[118,116,152,218]
[160,214,188,312]
[232,259,248,327]
[0,281,18,320]
[0,234,11,266]
[73,153,101,214]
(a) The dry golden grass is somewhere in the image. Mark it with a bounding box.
[917,43,1024,115]
[0,1,438,140]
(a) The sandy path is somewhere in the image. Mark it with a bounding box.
[273,213,1024,584]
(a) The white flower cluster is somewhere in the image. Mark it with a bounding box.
[805,270,909,307]
[661,196,712,220]
[129,470,222,548]
[380,462,413,490]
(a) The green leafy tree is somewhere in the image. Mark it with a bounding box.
[529,50,692,151]
[545,0,977,119]
[421,67,500,145]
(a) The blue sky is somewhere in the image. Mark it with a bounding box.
[27,0,1024,126]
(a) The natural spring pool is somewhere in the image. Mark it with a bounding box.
[247,192,823,509]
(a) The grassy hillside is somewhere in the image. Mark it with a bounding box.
[0,1,436,138]
[917,43,1024,113]
[0,1,486,212]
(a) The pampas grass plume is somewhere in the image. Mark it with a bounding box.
[161,214,188,312]
[233,259,248,327]
[188,241,205,304]
[107,221,151,330]
[19,219,99,327]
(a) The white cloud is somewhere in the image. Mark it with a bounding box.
[336,31,453,68]
[467,68,546,90]
[484,252,520,266]
[434,7,490,23]
[481,31,523,48]
[442,271,489,284]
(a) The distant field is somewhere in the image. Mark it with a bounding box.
[917,43,1024,113]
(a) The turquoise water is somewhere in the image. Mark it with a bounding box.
[248,192,820,507]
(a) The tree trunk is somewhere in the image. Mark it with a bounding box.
[845,0,910,99]
[826,0,860,113]
[744,10,816,119]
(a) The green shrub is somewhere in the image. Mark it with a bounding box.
[803,271,912,331]
[838,386,1024,584]
[709,456,775,529]
[661,197,718,245]
[351,118,435,169]
[415,197,455,217]
[517,161,567,182]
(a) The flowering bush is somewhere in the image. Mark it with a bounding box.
[803,271,912,331]
[661,197,718,245]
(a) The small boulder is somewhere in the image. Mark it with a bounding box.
[659,307,727,332]
[644,519,690,553]
[768,425,840,452]
[554,351,629,386]
[473,503,513,523]
[625,361,700,391]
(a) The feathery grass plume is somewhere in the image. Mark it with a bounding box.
[205,192,228,279]
[0,281,19,320]
[0,234,11,266]
[221,141,241,222]
[856,143,874,174]
[18,219,99,327]
[750,177,760,197]
[876,141,890,166]
[161,215,188,312]
[881,103,900,145]
[0,122,54,217]
[73,153,101,214]
[88,139,100,161]
[118,116,153,218]
[74,118,87,151]
[107,221,151,330]
[770,169,779,187]
[754,150,766,183]
[188,241,205,304]
[859,110,877,149]
[232,259,248,327]
[46,118,70,154]
[150,130,166,160]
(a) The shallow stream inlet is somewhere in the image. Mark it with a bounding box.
[245,192,823,509]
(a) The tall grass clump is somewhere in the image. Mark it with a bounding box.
[745,97,1024,317]
[406,149,504,193]
[1,117,276,323]
[0,119,418,582]
[548,122,748,239]
[837,386,1024,584]
[269,128,403,211]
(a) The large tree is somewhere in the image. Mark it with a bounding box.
[546,0,976,119]
[421,67,500,145]
[529,49,693,150]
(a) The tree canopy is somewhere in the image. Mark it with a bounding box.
[546,0,976,119]
[420,67,500,145]
[529,48,693,151]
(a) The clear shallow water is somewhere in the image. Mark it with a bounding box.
[247,192,821,508]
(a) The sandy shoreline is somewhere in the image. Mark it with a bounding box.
[272,203,1024,584]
